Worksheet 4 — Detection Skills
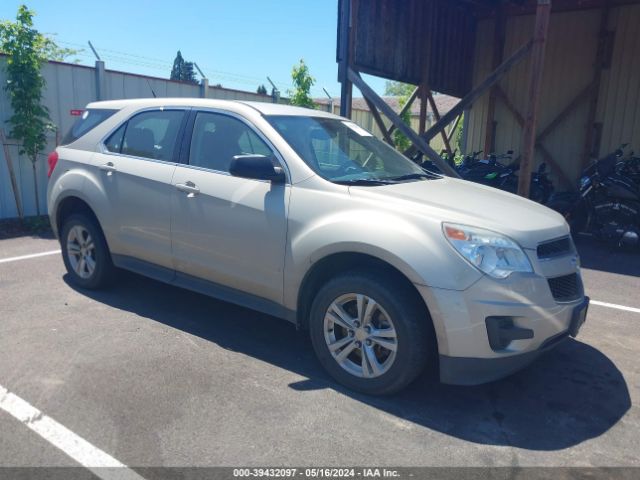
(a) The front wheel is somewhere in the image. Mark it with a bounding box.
[60,213,115,289]
[309,270,433,395]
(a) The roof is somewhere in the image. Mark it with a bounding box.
[314,95,460,117]
[86,98,341,118]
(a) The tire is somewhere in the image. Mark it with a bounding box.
[309,269,434,395]
[60,213,115,289]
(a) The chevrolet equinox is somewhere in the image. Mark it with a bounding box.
[47,99,589,395]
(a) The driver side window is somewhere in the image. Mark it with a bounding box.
[189,112,273,173]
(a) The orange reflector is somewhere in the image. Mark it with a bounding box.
[445,226,468,241]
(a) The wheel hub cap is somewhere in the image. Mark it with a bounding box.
[66,225,96,280]
[323,293,398,379]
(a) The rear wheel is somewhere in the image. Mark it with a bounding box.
[309,270,433,395]
[60,213,115,289]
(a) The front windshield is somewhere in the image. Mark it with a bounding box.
[266,115,436,184]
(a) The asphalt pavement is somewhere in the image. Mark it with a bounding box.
[0,233,638,472]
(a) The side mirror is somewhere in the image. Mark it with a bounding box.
[229,154,286,183]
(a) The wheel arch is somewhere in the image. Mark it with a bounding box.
[296,251,435,337]
[55,195,105,244]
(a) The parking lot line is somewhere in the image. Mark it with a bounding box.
[591,300,640,314]
[0,250,61,264]
[0,384,144,480]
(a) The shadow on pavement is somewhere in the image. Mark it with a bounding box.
[65,269,631,452]
[575,235,640,277]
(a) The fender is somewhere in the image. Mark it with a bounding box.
[282,208,483,311]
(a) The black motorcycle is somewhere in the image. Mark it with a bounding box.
[547,145,640,249]
[423,150,554,204]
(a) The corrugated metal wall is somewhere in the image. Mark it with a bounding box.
[466,4,640,187]
[0,59,278,219]
[0,57,449,219]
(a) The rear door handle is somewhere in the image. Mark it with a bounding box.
[175,181,200,196]
[99,162,117,174]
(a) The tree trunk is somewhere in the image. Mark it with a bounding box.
[32,156,40,217]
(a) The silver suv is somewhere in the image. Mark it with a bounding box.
[48,99,589,395]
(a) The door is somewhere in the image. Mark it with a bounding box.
[171,110,289,303]
[93,109,186,272]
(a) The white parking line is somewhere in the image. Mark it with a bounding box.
[0,384,144,480]
[0,250,61,264]
[591,300,640,314]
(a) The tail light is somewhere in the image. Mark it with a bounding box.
[47,151,59,178]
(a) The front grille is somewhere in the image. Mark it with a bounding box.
[537,237,573,259]
[548,273,582,302]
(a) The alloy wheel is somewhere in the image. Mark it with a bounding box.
[323,293,398,378]
[66,225,97,279]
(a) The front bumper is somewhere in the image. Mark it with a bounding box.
[439,296,588,385]
[416,253,588,385]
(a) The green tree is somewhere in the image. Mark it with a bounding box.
[384,81,415,152]
[288,59,316,109]
[0,5,56,216]
[384,81,414,97]
[170,50,198,84]
[257,84,267,95]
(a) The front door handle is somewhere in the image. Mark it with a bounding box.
[175,181,200,197]
[99,162,117,174]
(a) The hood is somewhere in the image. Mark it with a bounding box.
[349,177,569,249]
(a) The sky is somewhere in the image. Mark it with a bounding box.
[0,0,388,98]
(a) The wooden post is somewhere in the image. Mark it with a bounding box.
[348,68,460,178]
[494,86,571,188]
[419,85,428,135]
[517,0,551,198]
[581,6,611,167]
[338,0,353,118]
[426,89,453,155]
[363,97,395,146]
[484,4,506,154]
[388,87,419,136]
[0,129,23,219]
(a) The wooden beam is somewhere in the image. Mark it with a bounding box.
[0,129,24,219]
[419,85,428,135]
[362,96,395,146]
[426,89,453,155]
[581,5,611,167]
[338,0,353,118]
[447,114,463,144]
[422,39,533,144]
[348,68,460,178]
[388,87,420,136]
[494,86,572,189]
[537,82,594,142]
[518,0,551,199]
[484,3,506,154]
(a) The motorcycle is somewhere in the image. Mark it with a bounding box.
[422,150,554,204]
[547,145,640,249]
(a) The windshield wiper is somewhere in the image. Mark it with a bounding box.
[333,179,395,186]
[388,173,435,182]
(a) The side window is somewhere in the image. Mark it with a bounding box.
[105,124,126,153]
[189,112,273,172]
[112,110,184,161]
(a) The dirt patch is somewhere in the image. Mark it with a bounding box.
[0,216,54,240]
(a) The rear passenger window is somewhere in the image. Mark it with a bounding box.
[106,110,184,161]
[105,124,126,153]
[61,109,117,145]
[189,112,273,172]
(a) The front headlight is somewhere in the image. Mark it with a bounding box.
[443,223,533,279]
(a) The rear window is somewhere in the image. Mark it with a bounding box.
[61,109,118,145]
